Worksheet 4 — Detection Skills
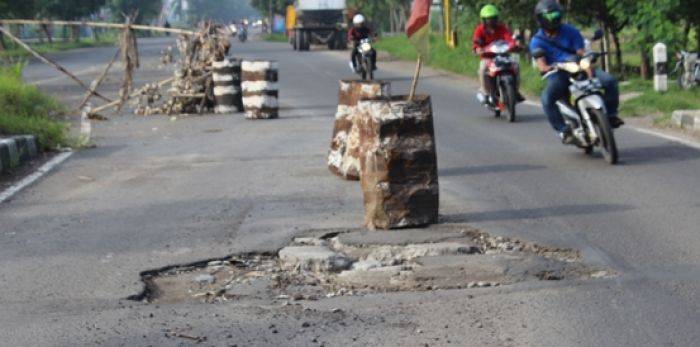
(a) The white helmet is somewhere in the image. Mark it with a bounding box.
[353,14,365,25]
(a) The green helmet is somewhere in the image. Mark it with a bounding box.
[480,4,500,19]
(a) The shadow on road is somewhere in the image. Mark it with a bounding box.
[439,164,545,177]
[619,143,700,166]
[442,203,634,223]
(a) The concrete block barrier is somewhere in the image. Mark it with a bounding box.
[241,60,279,120]
[212,58,243,114]
[357,95,440,230]
[671,110,700,131]
[327,80,391,180]
[0,135,39,174]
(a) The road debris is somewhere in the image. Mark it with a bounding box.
[132,226,612,305]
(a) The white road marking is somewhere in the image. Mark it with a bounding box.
[629,127,700,150]
[0,151,73,204]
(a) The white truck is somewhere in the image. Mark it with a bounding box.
[288,0,348,51]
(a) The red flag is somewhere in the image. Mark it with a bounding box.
[406,0,431,56]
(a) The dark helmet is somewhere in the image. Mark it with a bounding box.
[535,0,564,31]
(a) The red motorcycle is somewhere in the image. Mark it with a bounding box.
[476,40,519,122]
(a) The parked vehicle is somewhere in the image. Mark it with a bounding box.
[534,50,619,164]
[288,0,348,51]
[674,51,699,89]
[354,38,375,80]
[476,40,519,122]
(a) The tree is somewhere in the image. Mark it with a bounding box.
[186,0,258,24]
[36,0,107,41]
[614,0,684,79]
[108,0,163,24]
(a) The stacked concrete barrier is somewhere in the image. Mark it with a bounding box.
[212,58,243,114]
[241,60,279,119]
[328,80,391,180]
[357,95,439,230]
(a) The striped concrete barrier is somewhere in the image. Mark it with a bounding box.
[241,60,279,120]
[212,58,243,114]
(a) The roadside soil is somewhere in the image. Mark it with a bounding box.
[0,152,55,191]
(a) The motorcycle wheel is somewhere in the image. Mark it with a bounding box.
[591,109,619,164]
[503,81,517,123]
[366,57,374,80]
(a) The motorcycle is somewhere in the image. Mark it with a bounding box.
[238,27,248,43]
[355,38,375,81]
[476,40,519,122]
[533,49,619,164]
[673,51,699,89]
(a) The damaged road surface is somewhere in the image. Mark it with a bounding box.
[137,226,613,305]
[3,36,700,346]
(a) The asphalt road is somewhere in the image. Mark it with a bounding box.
[1,36,699,346]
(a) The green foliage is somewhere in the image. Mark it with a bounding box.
[0,34,118,59]
[250,0,289,16]
[37,0,107,20]
[375,34,544,96]
[619,81,700,122]
[0,64,68,150]
[186,0,258,24]
[263,33,288,42]
[108,0,163,23]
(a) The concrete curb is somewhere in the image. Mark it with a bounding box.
[0,135,40,175]
[671,110,700,131]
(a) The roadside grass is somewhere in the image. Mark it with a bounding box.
[619,81,700,124]
[0,63,68,150]
[375,35,544,96]
[0,34,118,60]
[376,34,698,123]
[263,33,288,43]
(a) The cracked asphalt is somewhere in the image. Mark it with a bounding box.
[1,34,699,346]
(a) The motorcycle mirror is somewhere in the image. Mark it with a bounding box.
[592,29,604,42]
[532,48,547,59]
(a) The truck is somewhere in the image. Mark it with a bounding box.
[287,0,348,51]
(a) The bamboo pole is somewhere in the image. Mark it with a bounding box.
[0,19,194,36]
[89,77,175,115]
[77,49,120,111]
[0,25,112,103]
[408,55,423,101]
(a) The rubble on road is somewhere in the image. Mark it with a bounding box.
[133,226,613,305]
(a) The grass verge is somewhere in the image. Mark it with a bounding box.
[375,35,699,123]
[0,35,117,60]
[263,33,288,43]
[0,63,68,150]
[619,79,700,124]
[375,35,544,96]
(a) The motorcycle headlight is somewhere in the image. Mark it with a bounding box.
[360,43,372,53]
[580,57,592,70]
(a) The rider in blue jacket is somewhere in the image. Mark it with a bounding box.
[530,0,624,144]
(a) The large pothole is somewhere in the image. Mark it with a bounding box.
[134,226,614,304]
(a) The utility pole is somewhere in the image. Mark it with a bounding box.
[268,0,273,34]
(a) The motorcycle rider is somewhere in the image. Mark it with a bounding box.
[530,0,624,144]
[473,4,525,104]
[348,14,377,73]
